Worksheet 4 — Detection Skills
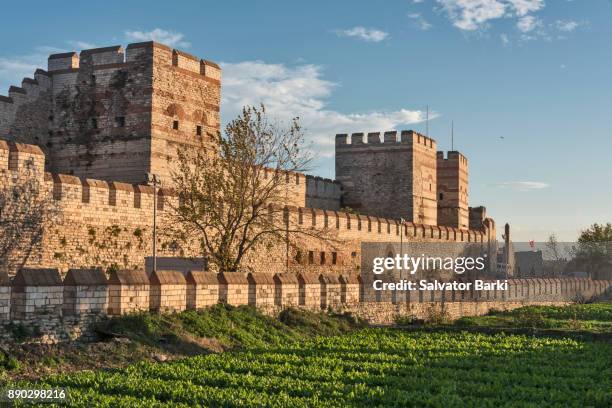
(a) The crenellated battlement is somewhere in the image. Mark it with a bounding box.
[305,175,341,211]
[0,138,496,278]
[0,138,309,215]
[47,52,79,71]
[2,265,607,343]
[41,42,221,82]
[1,41,220,104]
[0,41,499,282]
[336,130,436,149]
[0,41,222,185]
[0,139,45,171]
[437,150,468,165]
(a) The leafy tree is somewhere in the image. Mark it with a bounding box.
[578,223,612,243]
[569,223,612,279]
[168,105,336,272]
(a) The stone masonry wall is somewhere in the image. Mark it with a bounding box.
[149,45,221,184]
[0,138,495,278]
[335,131,437,224]
[437,151,469,229]
[305,175,341,210]
[0,268,610,343]
[0,42,221,185]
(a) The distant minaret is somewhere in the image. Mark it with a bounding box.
[502,223,515,277]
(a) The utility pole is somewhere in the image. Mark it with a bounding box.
[147,173,161,273]
[400,217,405,303]
[285,175,289,273]
[399,218,405,259]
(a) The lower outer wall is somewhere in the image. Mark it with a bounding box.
[253,300,568,326]
[347,300,567,325]
[1,300,568,344]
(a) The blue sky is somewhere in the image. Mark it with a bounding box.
[1,0,610,241]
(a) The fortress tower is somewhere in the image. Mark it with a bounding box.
[335,130,437,224]
[0,42,221,184]
[436,151,469,228]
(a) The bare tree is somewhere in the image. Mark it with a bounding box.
[544,233,563,277]
[0,161,60,277]
[168,105,336,272]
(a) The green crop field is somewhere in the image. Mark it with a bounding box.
[5,304,612,407]
[9,330,611,407]
[455,303,612,334]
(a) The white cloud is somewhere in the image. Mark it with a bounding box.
[35,45,67,54]
[436,0,507,30]
[408,13,433,30]
[517,15,541,32]
[507,0,545,17]
[221,61,432,158]
[0,57,38,82]
[500,33,510,45]
[124,28,191,48]
[67,41,98,50]
[494,181,550,190]
[436,0,545,31]
[554,19,580,32]
[336,26,389,42]
[0,42,95,93]
[0,51,48,93]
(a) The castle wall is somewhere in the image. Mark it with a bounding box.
[149,44,221,184]
[437,151,469,228]
[0,42,221,185]
[47,45,153,182]
[0,268,609,343]
[335,131,437,224]
[0,138,495,279]
[305,175,341,210]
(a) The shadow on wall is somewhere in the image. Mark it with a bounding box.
[144,257,207,274]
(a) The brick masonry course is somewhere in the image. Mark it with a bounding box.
[0,268,610,343]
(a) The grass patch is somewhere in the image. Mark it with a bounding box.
[454,303,612,334]
[95,304,365,350]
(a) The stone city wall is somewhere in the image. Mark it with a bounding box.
[0,138,495,277]
[0,268,609,343]
[335,131,438,224]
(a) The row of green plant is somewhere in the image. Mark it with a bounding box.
[8,328,611,407]
[454,303,612,333]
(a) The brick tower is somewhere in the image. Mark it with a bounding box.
[436,151,469,228]
[335,130,437,224]
[0,41,221,184]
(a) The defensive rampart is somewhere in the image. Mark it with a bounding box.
[0,139,496,276]
[1,268,609,343]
